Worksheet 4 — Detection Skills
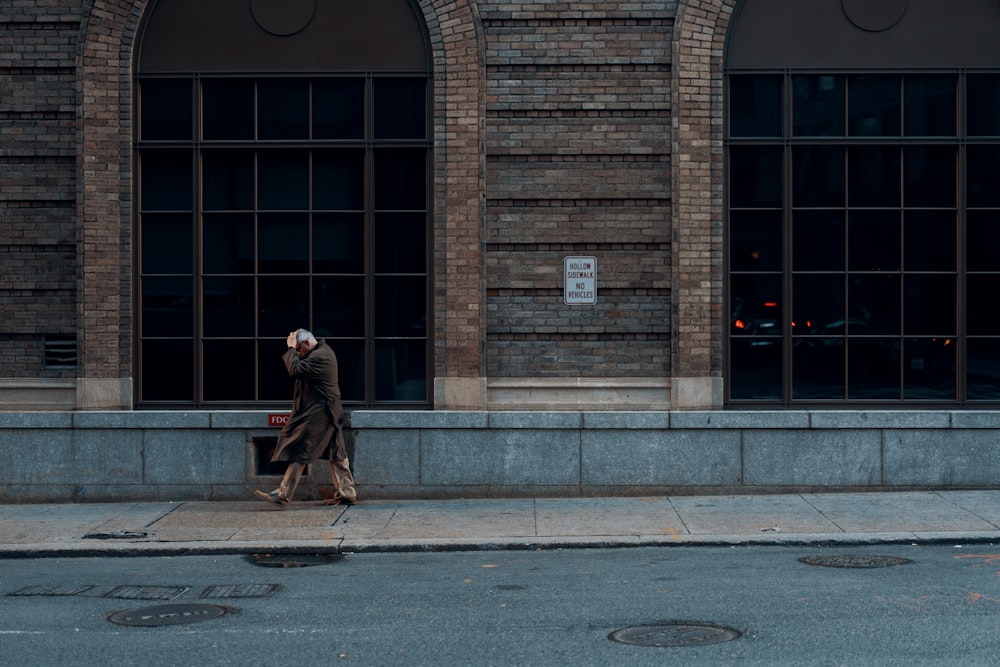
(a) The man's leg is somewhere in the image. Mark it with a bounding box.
[278,462,306,501]
[326,457,357,504]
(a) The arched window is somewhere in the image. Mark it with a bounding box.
[726,0,1000,405]
[135,0,431,408]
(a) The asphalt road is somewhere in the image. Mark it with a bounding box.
[4,544,1000,666]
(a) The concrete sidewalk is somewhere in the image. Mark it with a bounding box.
[2,490,1000,558]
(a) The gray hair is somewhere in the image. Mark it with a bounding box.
[294,329,316,344]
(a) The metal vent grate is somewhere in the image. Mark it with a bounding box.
[44,335,77,369]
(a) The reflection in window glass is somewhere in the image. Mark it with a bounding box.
[848,274,900,335]
[374,340,426,401]
[904,75,956,137]
[202,80,254,140]
[141,214,192,274]
[374,213,427,273]
[258,151,309,210]
[374,149,427,210]
[374,78,426,140]
[204,340,255,401]
[729,146,782,208]
[141,340,193,401]
[903,337,955,400]
[730,274,782,337]
[203,214,254,274]
[793,211,844,271]
[903,275,954,336]
[141,150,192,211]
[313,214,365,274]
[313,78,364,140]
[848,75,900,137]
[203,150,254,211]
[967,74,1000,137]
[968,338,1000,400]
[848,339,901,400]
[258,214,308,273]
[730,338,782,400]
[141,79,192,141]
[793,337,844,400]
[793,274,844,335]
[729,75,782,138]
[258,79,309,140]
[793,75,844,137]
[793,146,845,207]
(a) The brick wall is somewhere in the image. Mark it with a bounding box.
[0,5,83,378]
[481,2,677,378]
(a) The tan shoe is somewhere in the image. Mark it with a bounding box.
[254,489,289,507]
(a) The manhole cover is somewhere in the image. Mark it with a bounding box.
[108,603,229,627]
[609,622,742,648]
[798,555,913,569]
[247,553,342,568]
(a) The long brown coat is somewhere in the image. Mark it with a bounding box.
[271,339,346,465]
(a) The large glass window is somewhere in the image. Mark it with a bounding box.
[137,75,430,407]
[728,72,1000,404]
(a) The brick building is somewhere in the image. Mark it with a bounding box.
[4,0,1000,500]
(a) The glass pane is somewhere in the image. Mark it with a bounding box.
[203,276,254,337]
[374,340,426,401]
[793,274,844,335]
[848,145,900,207]
[729,75,782,138]
[729,146,782,208]
[335,340,365,403]
[729,211,781,272]
[204,213,254,274]
[968,275,1000,335]
[258,338,295,401]
[141,150,192,211]
[202,150,254,211]
[258,214,308,273]
[374,78,426,140]
[141,340,193,401]
[374,148,426,210]
[848,75,900,137]
[141,214,192,274]
[202,79,254,140]
[905,211,955,271]
[141,276,193,336]
[793,75,844,137]
[848,274,900,335]
[904,275,954,336]
[259,151,309,210]
[967,145,1000,208]
[967,74,1000,137]
[793,210,844,271]
[374,213,427,273]
[904,75,956,137]
[730,274,782,337]
[730,338,782,400]
[967,211,1000,272]
[848,211,900,271]
[792,337,844,400]
[314,213,364,274]
[967,338,1000,400]
[904,146,955,208]
[374,276,426,337]
[903,337,955,400]
[258,79,309,140]
[313,276,365,337]
[313,149,365,210]
[793,146,845,207]
[313,78,364,140]
[204,339,255,401]
[140,79,192,141]
[848,338,901,400]
[258,276,309,337]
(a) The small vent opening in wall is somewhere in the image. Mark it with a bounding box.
[44,336,77,369]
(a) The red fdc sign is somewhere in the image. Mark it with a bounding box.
[267,414,289,427]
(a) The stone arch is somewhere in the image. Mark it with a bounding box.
[669,0,737,408]
[75,0,484,408]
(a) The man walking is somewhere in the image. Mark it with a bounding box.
[254,329,357,507]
